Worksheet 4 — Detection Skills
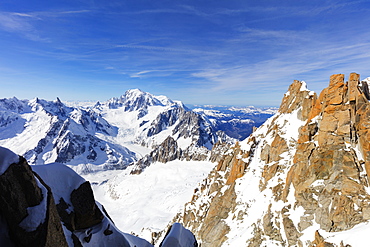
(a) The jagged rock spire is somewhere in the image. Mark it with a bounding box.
[174,73,370,247]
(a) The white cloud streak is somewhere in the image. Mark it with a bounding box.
[115,44,224,55]
[0,10,91,41]
[0,12,35,32]
[191,26,370,95]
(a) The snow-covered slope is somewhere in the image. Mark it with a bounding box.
[32,162,153,247]
[82,160,215,242]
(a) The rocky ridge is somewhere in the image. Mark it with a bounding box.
[130,136,231,175]
[165,73,370,246]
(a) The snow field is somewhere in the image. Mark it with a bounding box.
[82,160,215,242]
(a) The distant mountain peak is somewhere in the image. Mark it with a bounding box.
[124,88,145,95]
[105,89,173,112]
[55,97,63,104]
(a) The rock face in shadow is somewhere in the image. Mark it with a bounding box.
[0,156,67,247]
[70,181,104,230]
[0,149,132,246]
[0,147,196,247]
[54,180,105,242]
[159,223,198,247]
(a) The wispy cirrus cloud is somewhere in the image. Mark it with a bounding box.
[29,9,92,18]
[0,12,36,32]
[0,9,91,41]
[191,26,370,96]
[115,43,225,55]
[121,4,209,17]
[129,70,175,78]
[0,11,48,41]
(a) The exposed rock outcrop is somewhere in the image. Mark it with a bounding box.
[171,73,370,247]
[0,156,67,247]
[54,181,105,234]
[131,136,231,174]
[165,139,257,247]
[289,73,370,233]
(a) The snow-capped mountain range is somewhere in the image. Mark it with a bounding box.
[190,104,278,140]
[0,89,275,174]
[0,96,134,173]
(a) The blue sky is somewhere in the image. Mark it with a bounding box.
[1,0,370,106]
